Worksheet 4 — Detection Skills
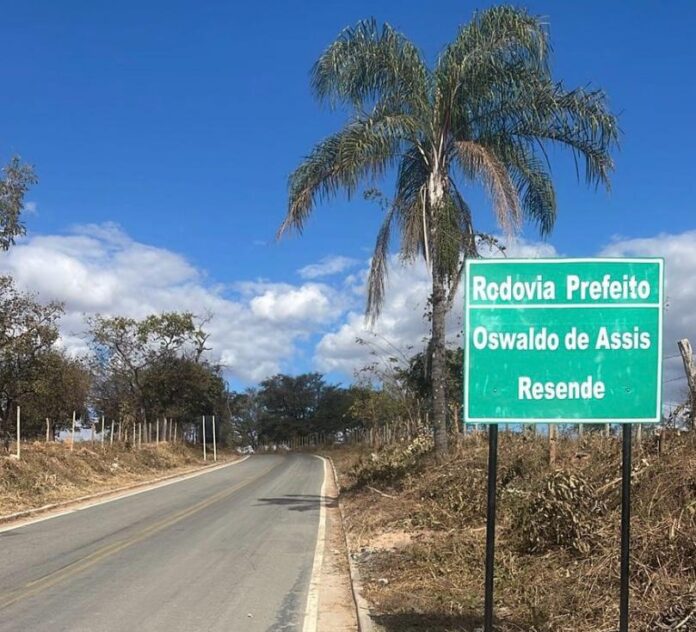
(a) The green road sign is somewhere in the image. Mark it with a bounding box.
[464,258,664,424]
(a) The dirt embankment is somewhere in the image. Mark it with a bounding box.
[0,441,233,516]
[329,431,696,632]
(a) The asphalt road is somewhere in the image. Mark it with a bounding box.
[0,454,326,632]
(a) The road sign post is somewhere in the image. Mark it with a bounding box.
[620,422,632,632]
[484,423,498,632]
[464,258,663,632]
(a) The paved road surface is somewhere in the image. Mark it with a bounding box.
[0,454,326,632]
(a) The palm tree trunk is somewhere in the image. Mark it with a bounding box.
[431,267,449,455]
[428,168,449,456]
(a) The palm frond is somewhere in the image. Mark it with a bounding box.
[455,140,522,233]
[435,7,549,124]
[479,138,557,236]
[511,84,620,189]
[448,178,477,258]
[279,110,416,236]
[366,204,396,322]
[393,147,430,262]
[472,75,619,190]
[311,18,429,115]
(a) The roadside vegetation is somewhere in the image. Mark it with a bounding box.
[329,430,696,632]
[0,441,221,516]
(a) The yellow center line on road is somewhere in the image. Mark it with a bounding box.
[0,459,283,611]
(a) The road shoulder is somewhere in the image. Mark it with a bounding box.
[316,457,359,632]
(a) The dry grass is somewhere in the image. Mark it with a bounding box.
[328,431,696,632]
[0,441,229,516]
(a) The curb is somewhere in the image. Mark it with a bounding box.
[303,455,329,632]
[0,455,243,527]
[326,456,379,632]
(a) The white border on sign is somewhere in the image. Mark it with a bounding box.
[463,257,664,424]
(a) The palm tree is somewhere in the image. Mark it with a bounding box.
[278,6,618,455]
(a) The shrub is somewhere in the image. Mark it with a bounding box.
[350,436,433,488]
[514,470,606,555]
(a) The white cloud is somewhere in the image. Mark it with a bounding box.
[315,237,561,377]
[298,255,360,279]
[0,224,343,383]
[315,260,433,376]
[250,283,341,323]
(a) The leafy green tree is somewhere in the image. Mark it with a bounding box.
[0,157,37,251]
[87,312,210,425]
[141,355,227,431]
[314,385,359,437]
[228,388,262,449]
[90,358,132,426]
[21,350,91,438]
[232,375,364,446]
[0,277,63,431]
[279,7,618,454]
[348,385,403,438]
[256,373,325,443]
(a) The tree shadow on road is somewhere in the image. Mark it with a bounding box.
[255,494,338,512]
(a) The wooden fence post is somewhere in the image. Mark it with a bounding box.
[71,411,76,451]
[16,406,20,460]
[678,338,696,430]
[658,426,666,454]
[202,415,207,461]
[212,415,217,462]
[548,423,557,467]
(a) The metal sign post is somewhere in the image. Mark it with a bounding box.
[484,424,498,632]
[463,258,663,632]
[620,422,632,632]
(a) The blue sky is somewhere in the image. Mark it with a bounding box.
[1,2,695,394]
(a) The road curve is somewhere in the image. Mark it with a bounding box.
[0,454,326,632]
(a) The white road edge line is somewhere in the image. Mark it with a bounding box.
[0,455,251,535]
[303,455,328,632]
